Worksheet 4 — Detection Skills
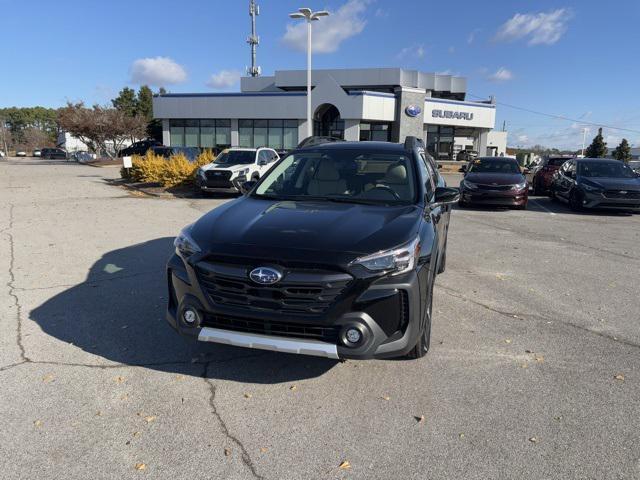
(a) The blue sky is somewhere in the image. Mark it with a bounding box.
[2,0,639,149]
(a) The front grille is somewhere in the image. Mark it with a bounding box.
[604,190,640,199]
[201,314,340,342]
[196,262,353,315]
[205,170,232,180]
[476,184,513,191]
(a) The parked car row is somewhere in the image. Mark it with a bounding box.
[456,155,640,213]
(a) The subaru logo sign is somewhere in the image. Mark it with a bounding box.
[405,105,422,117]
[249,267,282,285]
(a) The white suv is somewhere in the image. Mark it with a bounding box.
[195,147,280,195]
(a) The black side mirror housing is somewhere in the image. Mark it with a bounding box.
[239,180,257,194]
[257,159,268,166]
[432,186,460,208]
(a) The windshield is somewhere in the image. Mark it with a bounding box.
[468,158,521,174]
[548,158,570,167]
[253,149,416,204]
[215,150,255,165]
[579,161,636,178]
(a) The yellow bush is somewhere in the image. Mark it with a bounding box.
[121,149,218,187]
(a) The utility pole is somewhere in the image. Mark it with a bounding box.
[247,0,261,77]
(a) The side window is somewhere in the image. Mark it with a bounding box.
[419,152,436,198]
[257,150,269,164]
[269,150,279,162]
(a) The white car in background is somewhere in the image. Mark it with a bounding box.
[195,147,279,195]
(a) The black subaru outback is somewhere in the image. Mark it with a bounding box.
[167,137,459,360]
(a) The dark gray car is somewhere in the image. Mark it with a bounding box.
[550,158,640,211]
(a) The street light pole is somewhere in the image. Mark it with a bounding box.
[289,8,330,139]
[581,127,588,156]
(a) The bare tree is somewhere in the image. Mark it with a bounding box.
[57,103,147,158]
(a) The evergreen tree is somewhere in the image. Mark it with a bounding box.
[612,138,632,162]
[584,128,608,158]
[136,86,154,121]
[111,87,137,117]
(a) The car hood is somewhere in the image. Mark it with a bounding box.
[465,172,525,185]
[201,162,251,172]
[190,197,423,257]
[579,177,640,190]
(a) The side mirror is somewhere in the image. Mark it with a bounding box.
[239,180,257,194]
[432,186,460,208]
[257,159,268,166]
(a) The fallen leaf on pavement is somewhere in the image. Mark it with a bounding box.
[614,374,625,381]
[504,339,512,344]
[243,393,252,399]
[339,461,351,470]
[224,448,231,457]
[534,355,544,363]
[260,448,268,453]
[144,416,156,423]
[415,415,425,424]
[381,396,390,401]
[133,431,141,437]
[289,385,297,391]
[42,374,54,383]
[134,463,146,471]
[33,420,43,427]
[458,433,465,439]
[529,437,538,443]
[114,376,126,384]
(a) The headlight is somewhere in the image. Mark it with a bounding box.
[351,237,421,275]
[462,180,478,190]
[511,181,527,191]
[582,183,603,192]
[174,225,201,257]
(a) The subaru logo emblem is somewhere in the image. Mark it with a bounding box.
[619,191,627,195]
[249,267,282,285]
[405,105,422,117]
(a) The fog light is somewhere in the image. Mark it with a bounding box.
[345,328,362,344]
[183,308,198,325]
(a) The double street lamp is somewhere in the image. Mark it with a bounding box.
[288,8,330,138]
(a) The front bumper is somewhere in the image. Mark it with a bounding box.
[581,191,640,211]
[196,174,245,193]
[166,253,426,360]
[461,188,528,206]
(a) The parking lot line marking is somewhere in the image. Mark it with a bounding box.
[531,199,556,216]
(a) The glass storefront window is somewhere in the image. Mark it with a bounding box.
[200,120,215,148]
[359,122,391,142]
[170,120,185,147]
[268,120,284,149]
[237,119,298,149]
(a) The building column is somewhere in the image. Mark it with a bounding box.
[343,119,360,141]
[230,119,239,147]
[477,129,489,156]
[162,119,170,146]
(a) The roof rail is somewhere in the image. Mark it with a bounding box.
[297,136,345,149]
[404,136,425,151]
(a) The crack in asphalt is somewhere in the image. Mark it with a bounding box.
[3,203,30,364]
[202,359,266,480]
[437,283,640,350]
[12,268,166,292]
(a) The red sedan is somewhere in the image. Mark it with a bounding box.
[532,156,573,195]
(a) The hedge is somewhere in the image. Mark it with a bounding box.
[121,149,215,187]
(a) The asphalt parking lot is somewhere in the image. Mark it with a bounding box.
[1,157,639,480]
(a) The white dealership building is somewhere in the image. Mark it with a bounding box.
[152,68,506,159]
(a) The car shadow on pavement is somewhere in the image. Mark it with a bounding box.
[528,196,637,216]
[30,237,337,383]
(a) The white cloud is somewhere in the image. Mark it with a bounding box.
[467,29,480,45]
[283,0,370,54]
[494,9,572,46]
[488,67,514,82]
[130,57,187,86]
[206,70,241,89]
[396,44,425,60]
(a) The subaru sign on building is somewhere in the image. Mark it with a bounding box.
[153,68,506,160]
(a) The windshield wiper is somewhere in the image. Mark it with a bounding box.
[323,196,393,206]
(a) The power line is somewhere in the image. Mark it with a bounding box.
[467,94,640,135]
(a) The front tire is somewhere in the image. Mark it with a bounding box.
[406,273,434,359]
